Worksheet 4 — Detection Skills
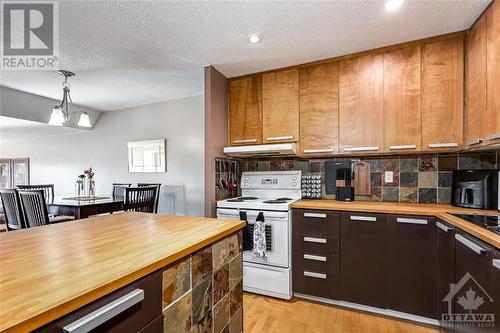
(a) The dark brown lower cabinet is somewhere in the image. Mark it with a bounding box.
[454,230,496,333]
[387,215,437,319]
[340,212,387,309]
[492,250,500,333]
[436,220,456,332]
[36,270,162,333]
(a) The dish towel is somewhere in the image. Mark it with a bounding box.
[252,212,267,259]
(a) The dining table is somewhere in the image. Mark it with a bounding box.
[47,196,124,219]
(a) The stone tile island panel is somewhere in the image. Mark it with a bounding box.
[162,231,243,333]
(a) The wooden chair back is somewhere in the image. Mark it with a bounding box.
[124,186,158,213]
[17,184,54,203]
[18,190,50,228]
[0,189,26,231]
[137,183,161,213]
[112,183,132,201]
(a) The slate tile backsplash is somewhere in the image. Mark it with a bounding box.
[238,151,499,204]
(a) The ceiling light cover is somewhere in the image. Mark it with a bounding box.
[48,107,65,126]
[248,34,261,44]
[78,112,92,128]
[385,0,404,11]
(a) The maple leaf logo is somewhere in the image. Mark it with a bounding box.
[457,288,484,312]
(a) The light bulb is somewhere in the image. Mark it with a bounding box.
[48,107,65,126]
[385,0,403,11]
[248,34,261,44]
[78,112,91,128]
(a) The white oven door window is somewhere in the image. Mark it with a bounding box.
[217,209,289,268]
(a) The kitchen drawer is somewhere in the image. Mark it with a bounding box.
[293,268,339,300]
[36,270,162,333]
[293,234,339,255]
[293,251,339,275]
[138,315,163,333]
[293,209,340,237]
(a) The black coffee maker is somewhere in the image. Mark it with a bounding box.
[451,170,498,210]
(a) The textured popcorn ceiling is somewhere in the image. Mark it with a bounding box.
[0,0,490,111]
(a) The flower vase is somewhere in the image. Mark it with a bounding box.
[89,180,95,198]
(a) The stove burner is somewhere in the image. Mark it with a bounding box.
[263,200,287,204]
[276,197,292,201]
[226,196,258,203]
[450,213,500,235]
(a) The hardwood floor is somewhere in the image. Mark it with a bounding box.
[243,293,441,333]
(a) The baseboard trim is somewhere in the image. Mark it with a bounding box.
[293,293,440,327]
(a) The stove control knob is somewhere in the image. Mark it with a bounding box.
[293,182,297,186]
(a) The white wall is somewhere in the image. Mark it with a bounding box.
[0,95,205,216]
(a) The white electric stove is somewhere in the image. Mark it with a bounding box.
[216,170,301,300]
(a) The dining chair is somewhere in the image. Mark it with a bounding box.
[123,186,158,213]
[0,189,26,231]
[17,190,51,228]
[112,183,132,201]
[137,183,161,213]
[17,184,55,203]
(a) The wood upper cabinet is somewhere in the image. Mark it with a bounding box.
[228,76,263,145]
[467,14,487,147]
[339,53,384,153]
[299,63,339,155]
[262,69,299,143]
[421,37,464,151]
[487,0,500,144]
[383,46,421,152]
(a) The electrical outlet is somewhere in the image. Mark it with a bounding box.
[384,171,394,183]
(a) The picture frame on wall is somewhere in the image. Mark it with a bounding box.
[127,139,166,173]
[12,158,30,187]
[0,158,12,189]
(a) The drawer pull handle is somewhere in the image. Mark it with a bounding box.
[343,146,379,152]
[427,143,458,148]
[233,139,257,144]
[466,139,482,146]
[486,133,500,141]
[304,271,327,279]
[350,215,376,222]
[396,217,428,225]
[493,259,500,270]
[303,236,327,244]
[267,136,294,141]
[304,212,327,219]
[455,234,488,255]
[63,289,144,333]
[389,144,417,150]
[304,254,327,262]
[436,221,453,232]
[303,148,334,154]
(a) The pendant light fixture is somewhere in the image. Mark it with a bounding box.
[49,70,92,128]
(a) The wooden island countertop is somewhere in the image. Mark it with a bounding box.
[292,199,500,248]
[0,212,245,332]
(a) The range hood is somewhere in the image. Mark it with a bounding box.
[223,143,297,157]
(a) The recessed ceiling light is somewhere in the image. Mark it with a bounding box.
[248,34,261,44]
[385,0,403,11]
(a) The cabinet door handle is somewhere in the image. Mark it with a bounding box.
[343,146,379,152]
[486,133,500,141]
[350,215,376,222]
[233,139,257,144]
[304,212,327,219]
[389,144,417,150]
[303,148,334,154]
[267,136,294,141]
[303,236,327,244]
[493,259,500,270]
[428,143,458,148]
[466,139,482,146]
[304,254,327,262]
[436,221,453,232]
[396,217,428,225]
[455,234,488,255]
[63,289,144,333]
[304,271,327,279]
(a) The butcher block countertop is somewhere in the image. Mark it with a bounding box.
[292,200,500,249]
[0,212,245,332]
